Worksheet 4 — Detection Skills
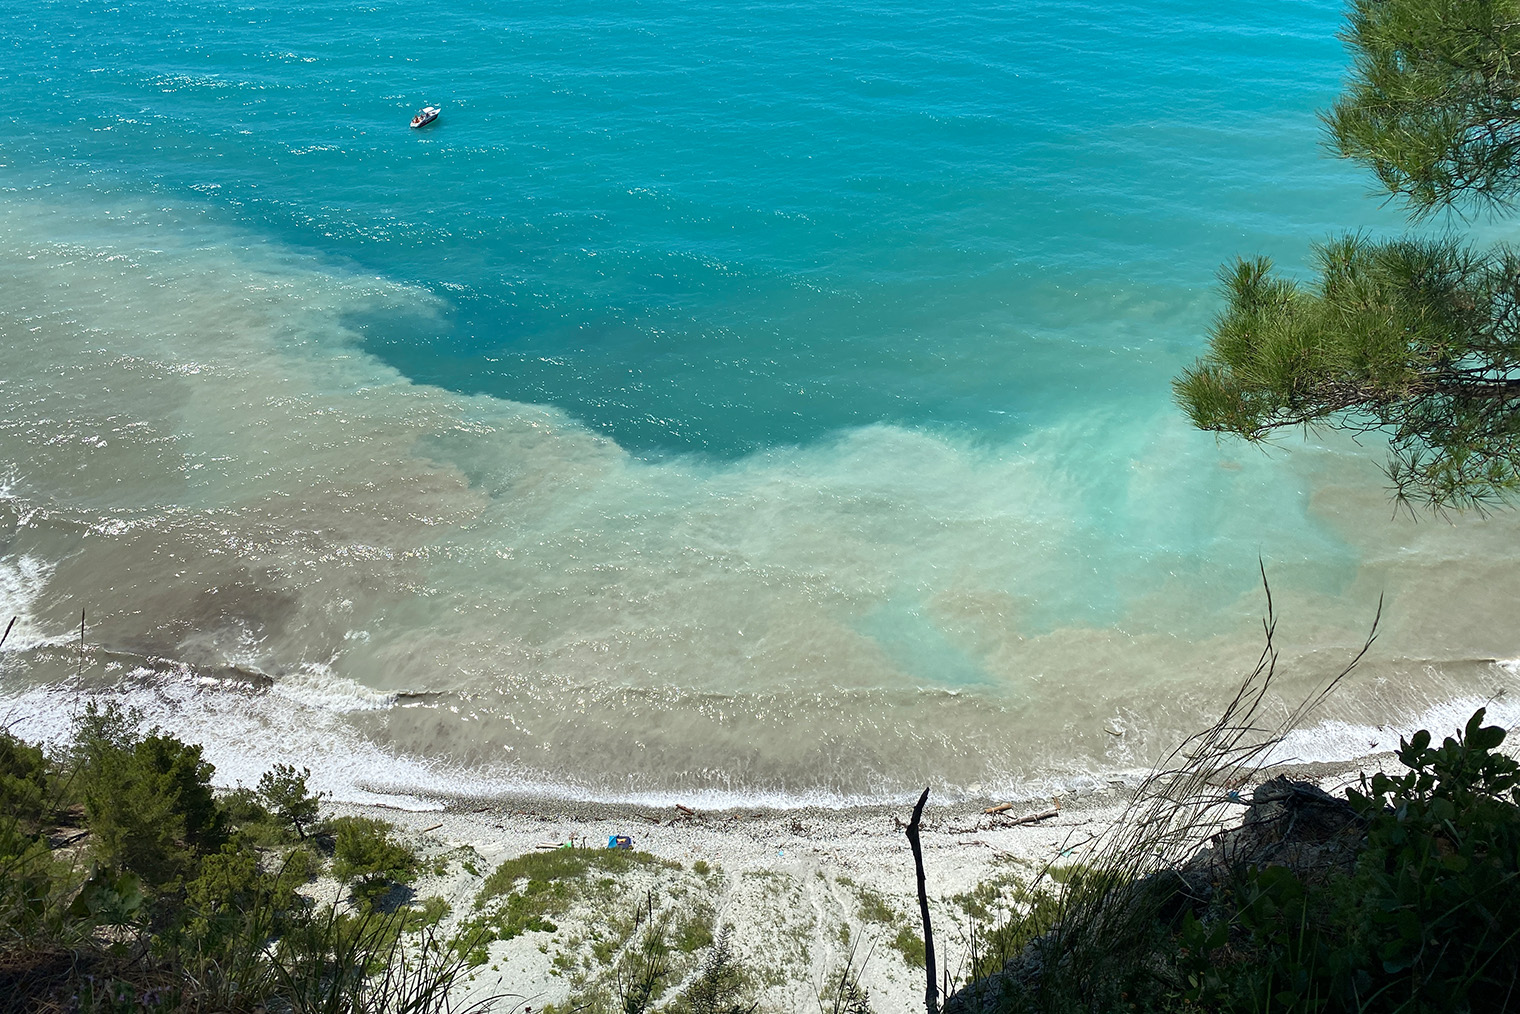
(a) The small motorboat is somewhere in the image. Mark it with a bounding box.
[410,105,440,129]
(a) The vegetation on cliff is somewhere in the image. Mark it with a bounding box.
[0,701,488,1014]
[949,709,1520,1014]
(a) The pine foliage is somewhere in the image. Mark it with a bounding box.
[1174,236,1520,510]
[1175,0,1520,510]
[1328,0,1520,215]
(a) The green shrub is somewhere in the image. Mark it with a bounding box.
[845,883,896,926]
[329,815,418,905]
[0,728,56,831]
[0,728,68,942]
[1340,707,1520,1010]
[0,714,493,1014]
[280,843,322,886]
[0,820,66,941]
[465,847,670,957]
[406,894,452,931]
[218,785,272,827]
[963,709,1520,1014]
[71,699,141,759]
[890,925,925,969]
[666,928,756,1014]
[66,865,145,927]
[476,847,660,906]
[673,906,715,954]
[471,873,568,945]
[178,841,300,947]
[73,704,226,887]
[258,763,321,840]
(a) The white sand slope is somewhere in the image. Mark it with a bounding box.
[324,792,1129,1014]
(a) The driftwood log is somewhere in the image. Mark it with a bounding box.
[1000,807,1060,827]
[983,797,1061,825]
[985,796,1060,819]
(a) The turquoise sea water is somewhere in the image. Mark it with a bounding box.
[2,0,1518,805]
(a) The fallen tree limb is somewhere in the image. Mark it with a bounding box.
[905,786,938,1014]
[987,796,1060,824]
[999,807,1060,827]
[49,831,89,851]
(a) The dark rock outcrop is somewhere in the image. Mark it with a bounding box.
[1182,775,1365,884]
[942,777,1366,1014]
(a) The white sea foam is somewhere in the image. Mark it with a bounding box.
[1275,685,1520,769]
[0,555,63,653]
[271,665,397,713]
[0,671,1115,810]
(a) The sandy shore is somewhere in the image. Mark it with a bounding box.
[324,756,1383,1014]
[324,790,1117,1014]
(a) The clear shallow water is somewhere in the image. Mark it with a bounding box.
[2,0,1518,806]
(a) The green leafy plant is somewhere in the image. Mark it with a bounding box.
[972,706,1520,1014]
[1342,707,1520,1011]
[66,866,145,927]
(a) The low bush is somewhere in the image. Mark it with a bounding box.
[72,703,226,888]
[1173,707,1520,1013]
[218,784,273,828]
[330,814,420,906]
[464,847,675,964]
[0,821,68,945]
[0,727,72,946]
[476,846,661,905]
[0,728,57,832]
[258,763,322,840]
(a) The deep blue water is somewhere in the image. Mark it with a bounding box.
[3,0,1392,455]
